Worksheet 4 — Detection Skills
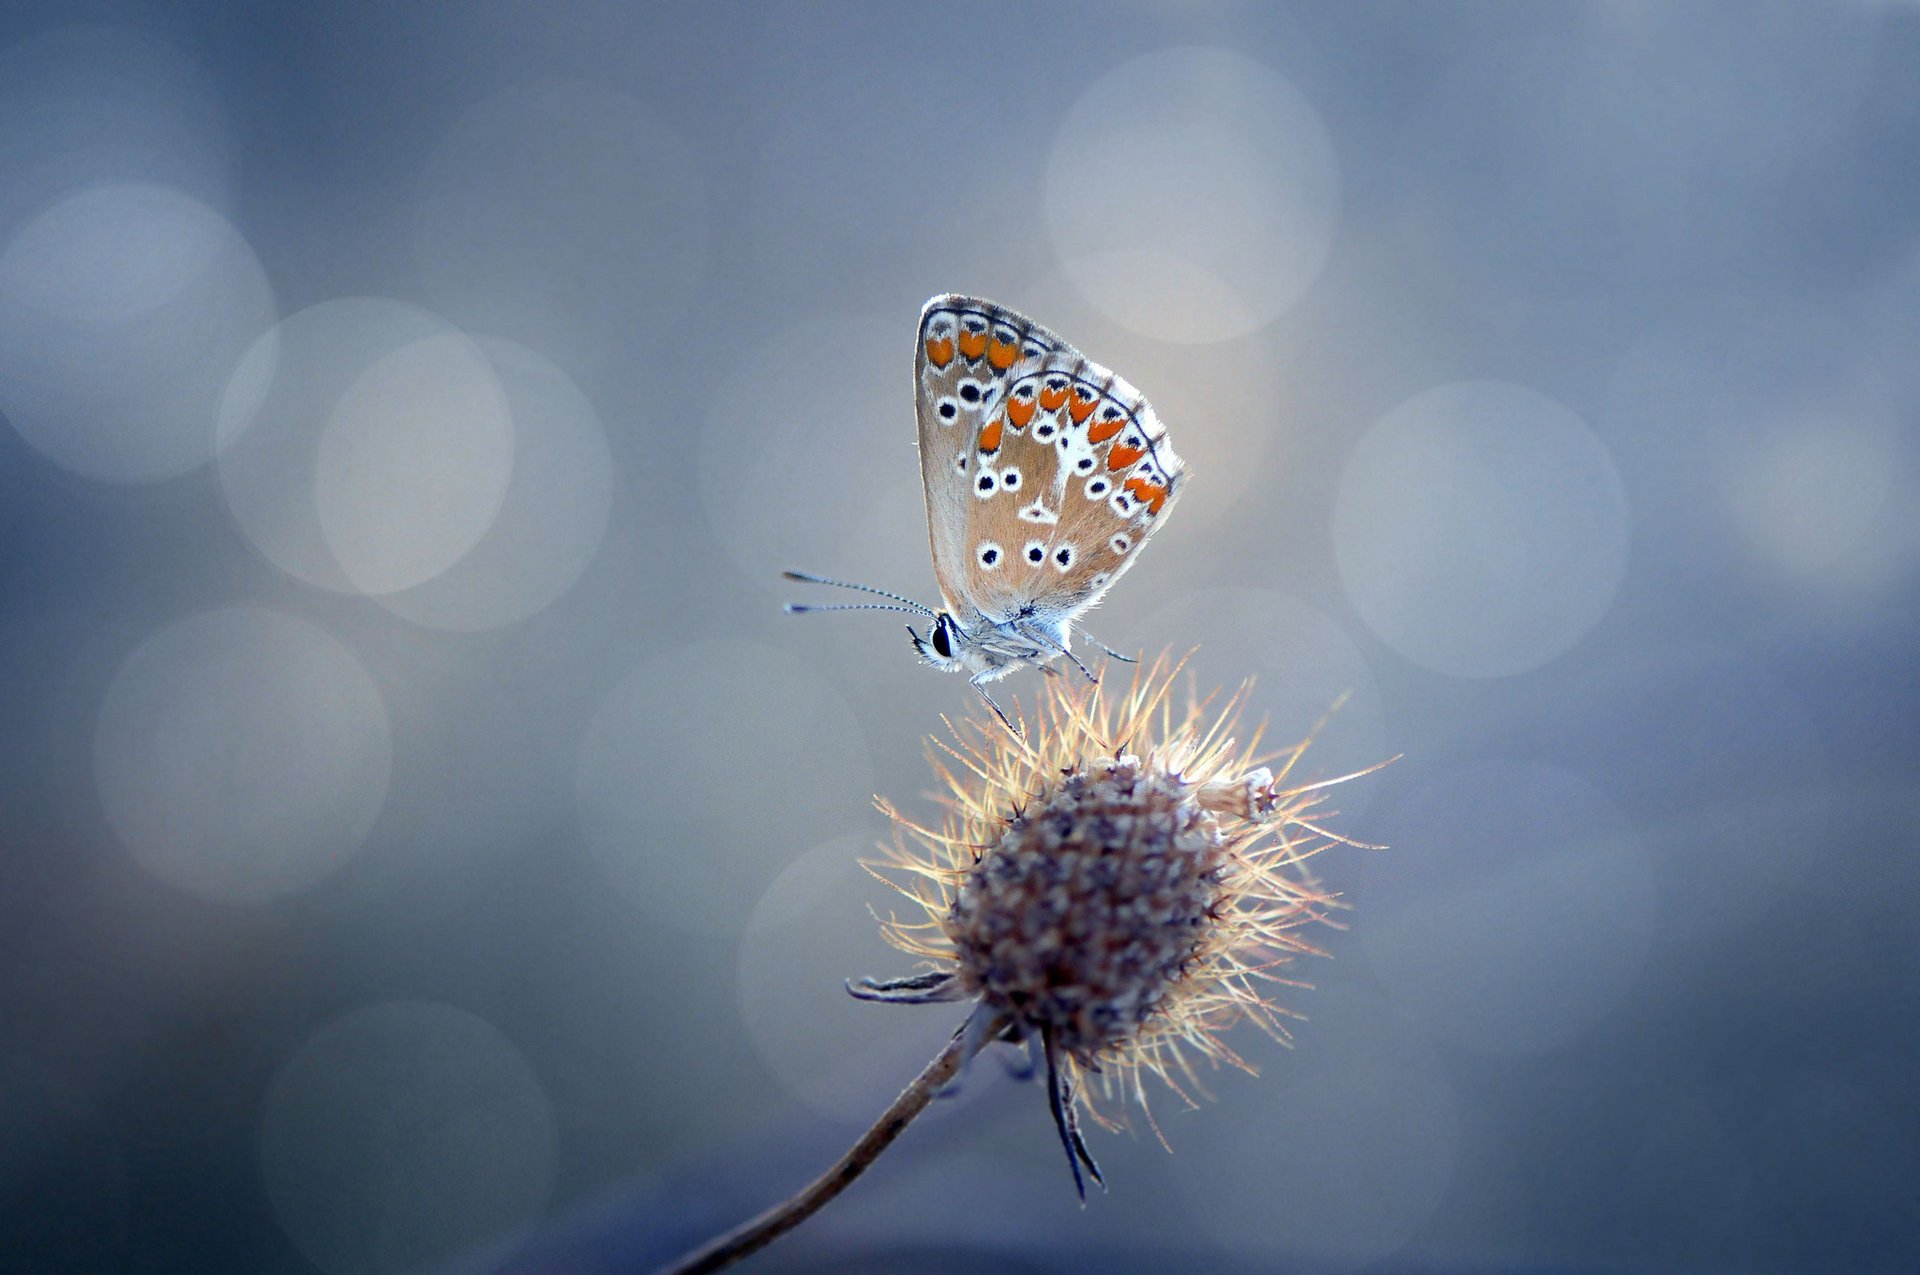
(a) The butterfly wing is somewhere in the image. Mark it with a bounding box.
[915,295,1075,622]
[915,296,1185,634]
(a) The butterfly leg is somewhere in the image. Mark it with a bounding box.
[1076,629,1138,665]
[970,678,1020,736]
[1019,623,1099,686]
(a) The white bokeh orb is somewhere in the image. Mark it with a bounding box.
[1046,47,1339,343]
[575,638,874,936]
[413,78,709,371]
[0,184,275,482]
[93,607,392,904]
[375,337,613,630]
[1359,758,1658,1056]
[313,333,516,595]
[1334,381,1631,678]
[216,298,512,594]
[258,1002,556,1275]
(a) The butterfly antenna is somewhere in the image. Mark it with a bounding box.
[785,602,924,616]
[782,570,937,617]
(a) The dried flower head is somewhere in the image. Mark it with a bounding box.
[852,651,1376,1196]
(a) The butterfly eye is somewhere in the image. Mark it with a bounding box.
[931,618,954,659]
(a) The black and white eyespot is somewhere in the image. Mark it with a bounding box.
[1018,500,1058,524]
[957,379,984,405]
[1000,467,1022,492]
[1035,421,1057,440]
[1024,540,1047,566]
[976,541,1002,569]
[974,469,998,498]
[1012,382,1035,401]
[1099,404,1124,422]
[1052,544,1076,572]
[928,317,952,337]
[954,453,968,474]
[1074,456,1095,472]
[993,324,1018,344]
[936,396,959,423]
[1110,492,1134,516]
[1023,341,1046,359]
[1084,477,1110,499]
[1110,533,1132,555]
[1045,376,1068,393]
[1086,571,1111,592]
[1123,434,1141,448]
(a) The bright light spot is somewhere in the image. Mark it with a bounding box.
[1360,758,1658,1056]
[258,1002,555,1275]
[376,337,613,630]
[0,184,275,482]
[413,78,709,371]
[1046,47,1339,343]
[94,607,391,904]
[1334,381,1631,678]
[575,638,874,936]
[216,298,506,594]
[314,333,515,595]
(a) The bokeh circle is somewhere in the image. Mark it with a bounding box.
[94,606,392,904]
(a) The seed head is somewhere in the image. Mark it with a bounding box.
[854,651,1376,1192]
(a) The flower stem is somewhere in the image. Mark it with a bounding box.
[658,1009,1004,1274]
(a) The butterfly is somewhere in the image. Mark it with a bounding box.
[787,294,1186,729]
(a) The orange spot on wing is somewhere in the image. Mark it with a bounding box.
[958,330,988,360]
[978,416,1004,453]
[1107,443,1145,470]
[1125,477,1168,514]
[1068,389,1097,423]
[988,339,1018,370]
[1087,417,1124,444]
[924,336,955,368]
[1007,397,1035,428]
[1038,384,1069,411]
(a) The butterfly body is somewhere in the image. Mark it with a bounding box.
[789,294,1187,726]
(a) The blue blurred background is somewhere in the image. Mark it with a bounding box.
[3,2,1917,1271]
